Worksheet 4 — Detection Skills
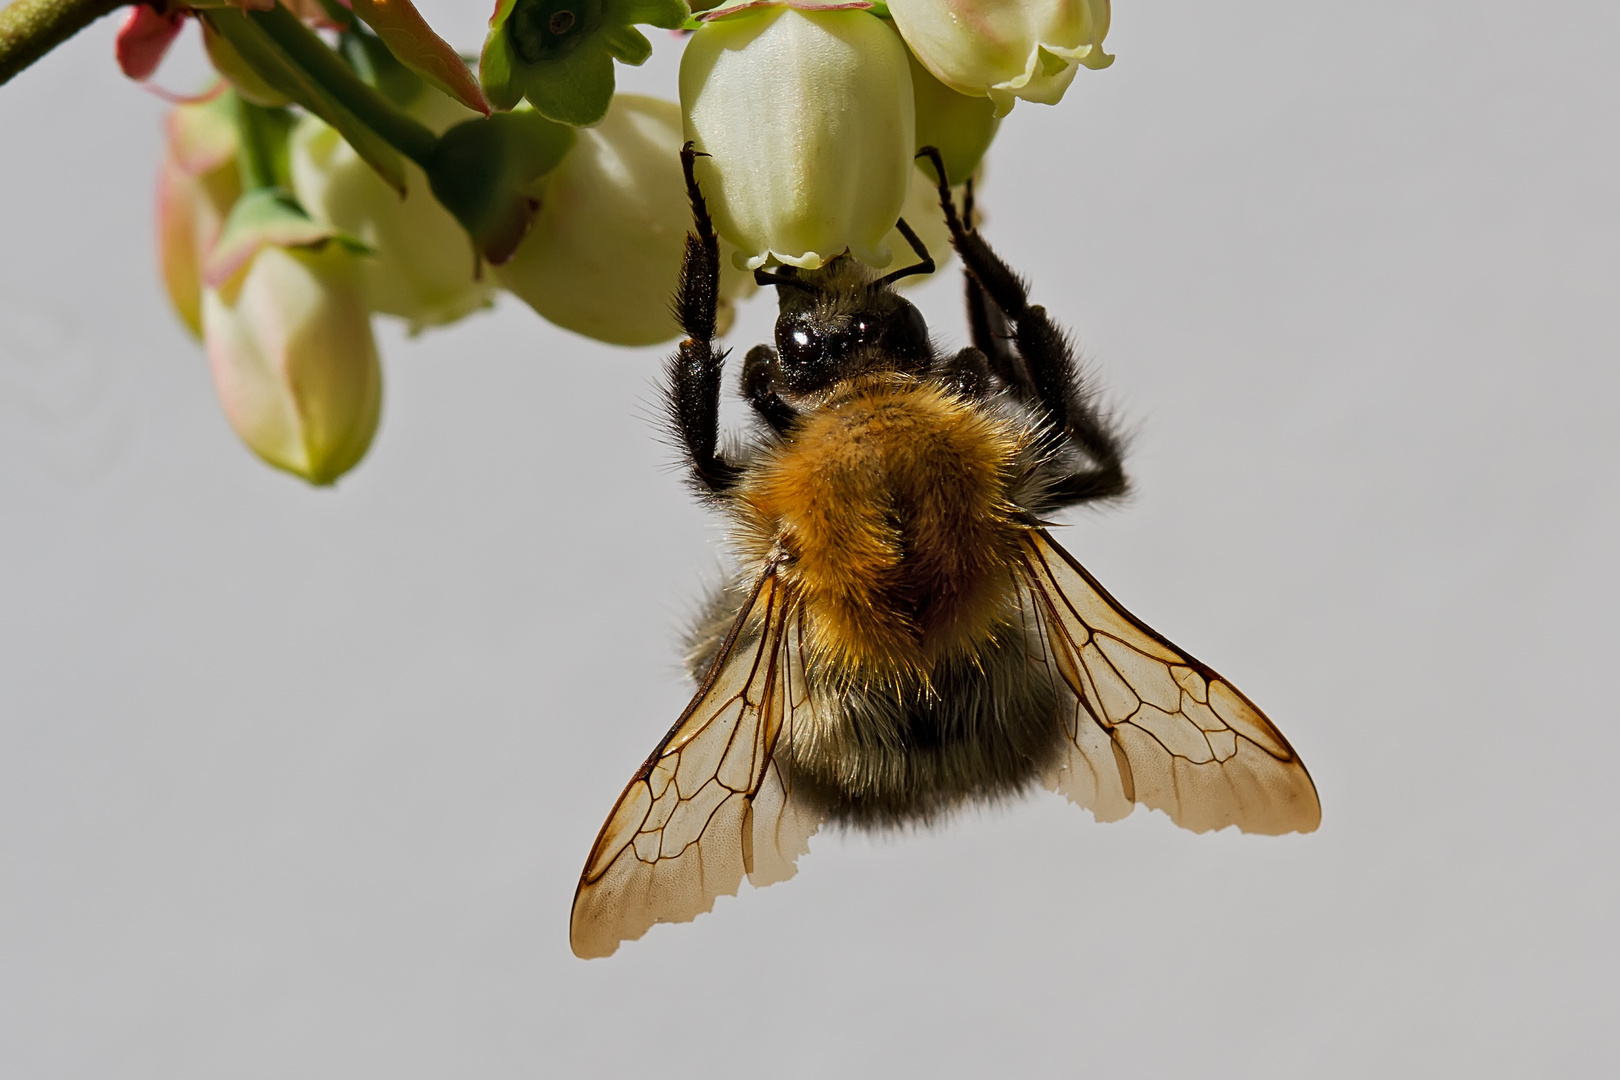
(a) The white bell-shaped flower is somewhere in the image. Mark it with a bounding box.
[680,4,915,270]
[496,94,753,347]
[291,92,495,333]
[888,0,1112,117]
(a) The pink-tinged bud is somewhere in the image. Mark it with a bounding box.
[887,0,1112,117]
[117,5,188,82]
[202,243,382,485]
[496,95,753,346]
[680,4,915,270]
[156,94,243,339]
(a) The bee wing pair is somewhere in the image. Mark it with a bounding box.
[569,530,1321,959]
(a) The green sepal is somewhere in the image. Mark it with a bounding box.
[478,0,689,124]
[424,111,576,264]
[621,0,689,28]
[205,187,371,290]
[520,40,616,127]
[479,22,526,112]
[600,24,653,65]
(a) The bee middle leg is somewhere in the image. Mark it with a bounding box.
[917,147,1129,507]
[666,143,741,495]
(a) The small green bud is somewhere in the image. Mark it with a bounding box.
[481,0,690,126]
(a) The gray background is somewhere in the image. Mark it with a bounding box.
[2,2,1616,1076]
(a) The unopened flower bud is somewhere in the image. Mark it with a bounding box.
[496,94,752,346]
[680,4,914,269]
[291,92,496,332]
[157,93,243,339]
[888,0,1112,117]
[202,241,382,485]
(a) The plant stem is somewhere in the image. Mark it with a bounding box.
[233,94,282,192]
[251,3,434,168]
[0,0,128,86]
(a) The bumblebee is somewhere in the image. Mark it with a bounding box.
[570,147,1320,958]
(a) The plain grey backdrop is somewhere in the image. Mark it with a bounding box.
[2,2,1616,1076]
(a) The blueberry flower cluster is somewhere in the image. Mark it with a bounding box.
[1,0,1113,483]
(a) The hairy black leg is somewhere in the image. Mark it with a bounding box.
[666,143,740,495]
[964,272,1031,394]
[960,179,1032,391]
[918,146,1129,505]
[741,345,799,434]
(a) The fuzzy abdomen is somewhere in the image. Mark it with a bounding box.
[735,376,1029,677]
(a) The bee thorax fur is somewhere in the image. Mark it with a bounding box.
[731,375,1032,680]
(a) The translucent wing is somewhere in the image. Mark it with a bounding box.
[1020,529,1321,835]
[570,565,822,959]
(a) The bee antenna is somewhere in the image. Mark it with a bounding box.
[754,268,817,294]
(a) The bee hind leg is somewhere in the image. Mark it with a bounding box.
[916,147,1129,508]
[666,143,741,496]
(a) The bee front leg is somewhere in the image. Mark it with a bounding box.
[666,143,741,496]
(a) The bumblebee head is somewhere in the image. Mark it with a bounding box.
[757,257,933,395]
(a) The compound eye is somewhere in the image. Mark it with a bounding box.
[882,301,931,366]
[776,315,824,371]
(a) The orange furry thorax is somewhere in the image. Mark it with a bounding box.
[734,375,1031,680]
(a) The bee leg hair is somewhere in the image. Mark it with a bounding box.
[917,146,1128,507]
[963,269,1034,395]
[937,346,994,400]
[666,142,741,496]
[959,176,1034,394]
